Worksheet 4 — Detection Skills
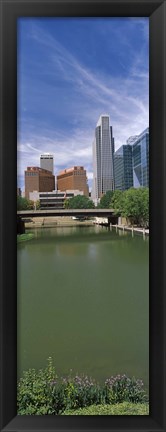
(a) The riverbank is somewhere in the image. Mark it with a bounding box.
[25,216,95,229]
[110,224,149,236]
[23,216,149,236]
[93,218,149,236]
[63,402,149,415]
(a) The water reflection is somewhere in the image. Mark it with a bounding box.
[17,225,149,389]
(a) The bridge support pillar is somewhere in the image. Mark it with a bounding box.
[107,217,112,226]
[107,217,112,230]
[17,217,25,234]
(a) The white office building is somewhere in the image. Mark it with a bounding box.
[40,153,54,174]
[29,190,83,209]
[92,114,115,201]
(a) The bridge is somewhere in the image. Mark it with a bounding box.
[17,208,116,218]
[17,209,118,233]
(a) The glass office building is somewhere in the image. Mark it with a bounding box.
[132,127,149,187]
[114,145,133,191]
[92,114,114,200]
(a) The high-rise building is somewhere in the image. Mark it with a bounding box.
[40,154,54,174]
[114,145,133,191]
[57,166,89,197]
[132,127,149,187]
[126,135,139,145]
[92,114,114,201]
[25,167,55,199]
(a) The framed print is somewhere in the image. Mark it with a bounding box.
[0,0,166,431]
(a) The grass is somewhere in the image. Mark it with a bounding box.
[63,402,149,416]
[17,233,34,243]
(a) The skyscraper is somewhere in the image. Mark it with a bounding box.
[40,153,54,174]
[92,114,114,201]
[132,127,149,187]
[114,145,133,191]
[126,135,139,145]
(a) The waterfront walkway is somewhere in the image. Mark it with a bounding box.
[110,224,149,236]
[93,218,149,236]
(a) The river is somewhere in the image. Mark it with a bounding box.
[17,225,149,389]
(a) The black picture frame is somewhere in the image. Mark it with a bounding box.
[0,0,166,431]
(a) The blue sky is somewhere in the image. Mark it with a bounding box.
[17,17,149,191]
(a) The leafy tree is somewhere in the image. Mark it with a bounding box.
[110,187,149,227]
[65,195,95,209]
[98,190,114,208]
[123,187,149,227]
[29,200,35,209]
[17,196,34,210]
[140,187,149,227]
[111,190,124,214]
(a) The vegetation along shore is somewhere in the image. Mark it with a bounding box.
[17,233,35,243]
[17,358,149,415]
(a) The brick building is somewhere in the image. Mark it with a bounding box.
[25,167,55,199]
[57,166,89,197]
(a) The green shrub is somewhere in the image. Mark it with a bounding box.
[50,375,105,414]
[50,380,68,414]
[49,373,148,414]
[17,357,57,415]
[17,233,34,243]
[17,359,148,415]
[105,374,148,404]
[63,402,149,415]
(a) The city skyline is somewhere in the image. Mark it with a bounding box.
[17,17,149,191]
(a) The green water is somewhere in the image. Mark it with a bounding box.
[17,225,149,388]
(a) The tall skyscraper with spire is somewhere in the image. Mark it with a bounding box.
[92,114,115,201]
